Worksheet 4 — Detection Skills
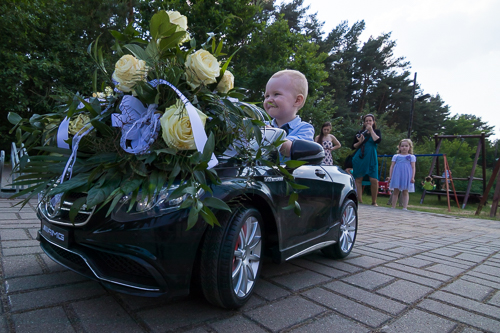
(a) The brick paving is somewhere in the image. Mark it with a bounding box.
[0,199,499,332]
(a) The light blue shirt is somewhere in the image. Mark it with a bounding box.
[269,116,315,142]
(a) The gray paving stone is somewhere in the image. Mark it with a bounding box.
[364,242,398,250]
[0,229,28,241]
[424,263,468,276]
[303,287,391,328]
[71,296,143,333]
[28,228,38,239]
[138,299,225,332]
[441,279,494,301]
[377,280,433,304]
[5,271,88,293]
[289,312,370,333]
[428,248,462,257]
[455,253,488,263]
[373,266,443,288]
[0,239,39,248]
[387,246,423,256]
[240,295,266,310]
[0,213,18,220]
[323,281,407,315]
[12,307,75,333]
[418,299,500,333]
[8,281,105,311]
[352,247,403,260]
[385,262,451,282]
[271,269,330,291]
[115,293,172,311]
[341,270,396,290]
[488,291,500,306]
[245,296,326,332]
[343,255,387,268]
[395,257,434,268]
[18,213,38,220]
[380,309,457,333]
[0,316,6,333]
[209,315,267,333]
[471,264,500,277]
[2,246,43,256]
[430,291,500,320]
[254,279,291,301]
[2,254,43,278]
[291,258,350,278]
[462,274,500,289]
[260,262,303,278]
[306,254,364,273]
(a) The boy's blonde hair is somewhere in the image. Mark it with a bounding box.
[398,139,414,154]
[271,69,308,108]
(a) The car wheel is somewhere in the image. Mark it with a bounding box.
[200,206,263,309]
[321,199,357,259]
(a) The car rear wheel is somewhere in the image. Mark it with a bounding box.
[200,206,263,308]
[321,199,357,259]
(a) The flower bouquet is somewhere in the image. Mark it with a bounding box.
[8,10,293,229]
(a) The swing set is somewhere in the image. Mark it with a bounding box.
[377,133,489,211]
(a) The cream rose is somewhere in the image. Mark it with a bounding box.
[185,50,220,89]
[216,70,234,94]
[167,10,190,43]
[160,100,207,150]
[112,55,147,93]
[68,114,91,135]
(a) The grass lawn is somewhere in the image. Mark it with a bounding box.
[359,190,500,221]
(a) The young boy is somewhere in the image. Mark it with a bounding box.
[264,70,314,157]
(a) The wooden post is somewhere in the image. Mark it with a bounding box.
[475,158,500,215]
[463,139,482,209]
[491,171,500,217]
[481,133,487,194]
[420,135,443,204]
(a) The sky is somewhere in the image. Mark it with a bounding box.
[288,0,500,140]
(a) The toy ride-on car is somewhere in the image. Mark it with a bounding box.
[37,128,359,309]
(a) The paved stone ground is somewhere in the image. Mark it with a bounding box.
[0,199,499,333]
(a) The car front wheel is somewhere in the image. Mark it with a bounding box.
[200,206,263,308]
[321,199,357,259]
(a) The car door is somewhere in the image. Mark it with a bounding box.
[279,164,334,250]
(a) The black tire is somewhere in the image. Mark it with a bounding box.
[200,206,263,309]
[321,199,357,259]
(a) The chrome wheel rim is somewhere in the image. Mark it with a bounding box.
[232,216,262,298]
[339,204,356,253]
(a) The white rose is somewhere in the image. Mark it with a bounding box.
[68,114,91,135]
[160,100,208,150]
[167,10,190,43]
[216,70,234,94]
[112,55,147,93]
[185,50,220,89]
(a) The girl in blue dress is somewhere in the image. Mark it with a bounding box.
[388,139,416,210]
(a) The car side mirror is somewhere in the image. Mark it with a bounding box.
[290,140,325,165]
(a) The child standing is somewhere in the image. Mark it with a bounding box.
[264,70,315,156]
[387,139,416,210]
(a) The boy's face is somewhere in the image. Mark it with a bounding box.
[264,76,302,125]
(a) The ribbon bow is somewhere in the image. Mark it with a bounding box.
[111,95,161,155]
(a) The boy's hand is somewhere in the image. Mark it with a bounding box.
[279,140,292,157]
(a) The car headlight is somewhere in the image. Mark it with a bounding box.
[112,185,204,222]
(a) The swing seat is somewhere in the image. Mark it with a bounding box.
[378,181,391,195]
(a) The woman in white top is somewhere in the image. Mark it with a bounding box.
[315,122,341,165]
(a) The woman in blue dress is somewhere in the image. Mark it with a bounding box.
[351,114,382,205]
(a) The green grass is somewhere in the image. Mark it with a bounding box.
[359,190,500,220]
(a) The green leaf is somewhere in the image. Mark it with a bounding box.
[120,178,142,194]
[124,44,151,65]
[186,200,203,230]
[193,170,206,185]
[285,160,308,169]
[91,119,114,137]
[8,112,23,126]
[110,30,127,42]
[203,197,231,212]
[69,196,87,223]
[202,132,215,162]
[200,206,220,227]
[158,31,187,52]
[150,11,170,40]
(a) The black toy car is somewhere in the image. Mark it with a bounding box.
[37,128,358,309]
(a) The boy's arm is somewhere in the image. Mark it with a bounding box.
[281,122,315,157]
